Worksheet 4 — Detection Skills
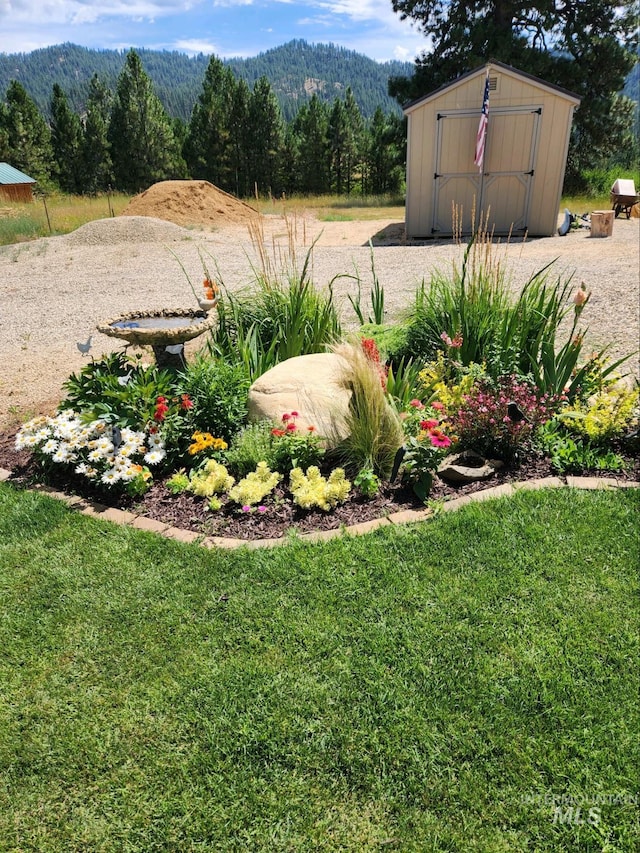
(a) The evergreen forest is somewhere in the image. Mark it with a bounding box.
[0,49,406,197]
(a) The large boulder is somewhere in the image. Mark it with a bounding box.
[248,353,352,444]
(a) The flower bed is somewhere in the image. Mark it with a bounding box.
[3,242,639,540]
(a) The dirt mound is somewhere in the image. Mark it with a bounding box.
[122,180,261,229]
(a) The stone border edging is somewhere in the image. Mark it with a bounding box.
[0,467,637,550]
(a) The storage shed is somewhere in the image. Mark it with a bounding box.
[403,61,580,238]
[0,163,36,202]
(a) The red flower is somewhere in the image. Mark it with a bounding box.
[290,410,299,418]
[307,425,316,432]
[286,422,297,432]
[271,428,285,437]
[361,338,381,363]
[156,396,167,404]
[420,419,439,430]
[281,413,291,422]
[180,394,193,410]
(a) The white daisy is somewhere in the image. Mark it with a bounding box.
[101,469,121,485]
[75,463,89,475]
[41,439,59,455]
[53,447,74,463]
[88,449,103,462]
[144,449,165,465]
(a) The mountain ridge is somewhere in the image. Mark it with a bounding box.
[0,40,414,122]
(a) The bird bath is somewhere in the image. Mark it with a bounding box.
[97,308,217,369]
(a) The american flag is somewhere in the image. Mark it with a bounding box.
[474,72,490,172]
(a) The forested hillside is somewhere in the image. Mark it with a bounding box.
[0,41,411,122]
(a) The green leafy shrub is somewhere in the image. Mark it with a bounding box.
[558,384,639,442]
[60,353,179,428]
[225,421,276,478]
[537,421,627,474]
[178,356,250,444]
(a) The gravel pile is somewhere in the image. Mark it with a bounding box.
[61,216,194,246]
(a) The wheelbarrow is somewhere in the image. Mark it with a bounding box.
[610,179,639,219]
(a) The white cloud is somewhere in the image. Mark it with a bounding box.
[0,1,200,24]
[174,38,217,54]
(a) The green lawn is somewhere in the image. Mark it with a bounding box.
[0,484,638,851]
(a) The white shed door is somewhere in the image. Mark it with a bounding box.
[432,107,540,236]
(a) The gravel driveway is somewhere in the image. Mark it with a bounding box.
[0,213,638,429]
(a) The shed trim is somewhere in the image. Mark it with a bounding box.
[403,60,581,115]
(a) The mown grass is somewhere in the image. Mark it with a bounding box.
[0,483,638,851]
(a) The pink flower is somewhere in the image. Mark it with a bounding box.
[409,399,425,409]
[282,413,291,422]
[290,410,299,418]
[286,422,297,432]
[432,401,445,411]
[257,505,267,513]
[430,432,452,448]
[242,505,251,513]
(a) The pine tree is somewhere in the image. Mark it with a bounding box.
[183,56,236,190]
[108,50,187,192]
[50,83,84,193]
[292,95,330,194]
[228,78,250,197]
[0,80,54,185]
[364,108,403,195]
[329,98,349,195]
[343,88,365,195]
[82,74,113,193]
[247,77,285,197]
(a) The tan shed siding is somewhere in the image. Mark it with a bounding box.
[404,64,579,237]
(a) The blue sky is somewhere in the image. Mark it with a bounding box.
[0,1,427,63]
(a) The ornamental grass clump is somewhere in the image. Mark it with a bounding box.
[334,341,404,479]
[289,466,351,511]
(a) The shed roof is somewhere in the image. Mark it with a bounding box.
[403,60,581,114]
[0,163,36,185]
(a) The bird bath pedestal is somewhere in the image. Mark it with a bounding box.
[97,308,217,369]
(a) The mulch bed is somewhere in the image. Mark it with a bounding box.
[1,427,637,542]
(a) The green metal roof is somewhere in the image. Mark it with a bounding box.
[0,163,36,185]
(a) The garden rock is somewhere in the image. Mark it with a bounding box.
[438,450,504,483]
[248,353,352,444]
